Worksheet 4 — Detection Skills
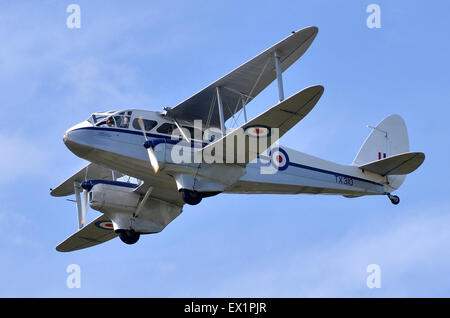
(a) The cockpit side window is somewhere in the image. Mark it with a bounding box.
[106,116,115,127]
[115,111,132,129]
[92,115,107,126]
[132,118,157,131]
[92,111,133,128]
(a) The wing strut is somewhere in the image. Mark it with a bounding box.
[274,51,285,102]
[241,95,248,123]
[168,26,318,126]
[204,48,289,134]
[216,87,226,136]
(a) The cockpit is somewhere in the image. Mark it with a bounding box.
[84,109,207,140]
[86,110,157,131]
[87,110,134,129]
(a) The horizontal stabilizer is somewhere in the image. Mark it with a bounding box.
[56,214,117,252]
[358,152,425,176]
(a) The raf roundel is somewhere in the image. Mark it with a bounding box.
[95,220,114,230]
[244,125,271,137]
[270,148,289,171]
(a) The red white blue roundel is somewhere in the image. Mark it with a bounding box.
[270,148,289,171]
[244,125,271,137]
[95,220,114,230]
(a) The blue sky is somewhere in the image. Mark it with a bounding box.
[1,0,449,297]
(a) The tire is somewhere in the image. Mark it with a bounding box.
[180,189,203,205]
[390,195,400,205]
[117,230,140,245]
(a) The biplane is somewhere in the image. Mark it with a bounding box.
[51,26,425,252]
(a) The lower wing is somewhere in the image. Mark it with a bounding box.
[56,214,117,252]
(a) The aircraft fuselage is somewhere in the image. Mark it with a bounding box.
[63,109,388,200]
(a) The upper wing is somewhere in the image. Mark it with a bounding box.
[56,214,117,252]
[50,163,122,197]
[169,26,318,126]
[201,85,324,165]
[358,152,425,176]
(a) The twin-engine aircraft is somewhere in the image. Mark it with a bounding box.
[51,26,425,252]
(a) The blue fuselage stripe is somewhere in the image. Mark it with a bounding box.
[288,162,382,186]
[73,126,206,146]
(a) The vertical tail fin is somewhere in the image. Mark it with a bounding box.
[353,114,409,190]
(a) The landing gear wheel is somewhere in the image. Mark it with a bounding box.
[117,230,140,245]
[388,195,400,205]
[180,189,203,205]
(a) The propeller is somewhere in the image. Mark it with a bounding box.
[73,167,90,229]
[73,167,120,230]
[74,182,88,229]
[137,117,160,173]
[73,183,83,229]
[78,179,98,228]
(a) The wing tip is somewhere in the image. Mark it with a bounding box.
[55,245,70,253]
[302,84,325,97]
[415,151,426,165]
[286,26,319,48]
[293,26,319,38]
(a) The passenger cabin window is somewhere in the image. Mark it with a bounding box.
[156,123,177,135]
[181,126,203,140]
[132,118,157,131]
[156,123,204,140]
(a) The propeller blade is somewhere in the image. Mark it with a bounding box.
[74,183,84,229]
[81,189,88,227]
[137,117,148,141]
[137,117,160,173]
[147,148,160,174]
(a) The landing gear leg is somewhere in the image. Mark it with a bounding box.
[387,194,400,205]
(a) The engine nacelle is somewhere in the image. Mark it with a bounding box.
[89,182,140,214]
[88,181,182,234]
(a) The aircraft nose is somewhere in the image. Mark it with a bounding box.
[63,126,76,145]
[63,128,79,150]
[62,122,94,157]
[63,131,69,144]
[63,120,93,145]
